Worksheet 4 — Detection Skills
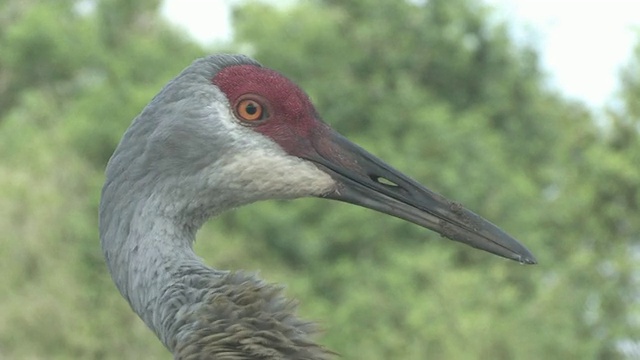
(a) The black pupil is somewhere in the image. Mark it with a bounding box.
[245,103,258,115]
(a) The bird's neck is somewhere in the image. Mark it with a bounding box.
[101,203,226,350]
[99,162,334,357]
[101,208,332,359]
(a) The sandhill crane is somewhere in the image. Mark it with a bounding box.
[99,54,536,359]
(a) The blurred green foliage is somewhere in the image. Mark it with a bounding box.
[1,0,638,359]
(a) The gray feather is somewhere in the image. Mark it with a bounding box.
[99,54,335,359]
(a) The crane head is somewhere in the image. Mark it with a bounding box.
[115,54,536,264]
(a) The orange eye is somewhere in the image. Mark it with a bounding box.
[236,99,265,122]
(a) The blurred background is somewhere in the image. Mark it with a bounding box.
[1,0,639,358]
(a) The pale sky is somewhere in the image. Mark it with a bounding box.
[162,0,640,109]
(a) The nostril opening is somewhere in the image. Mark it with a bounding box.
[371,175,399,188]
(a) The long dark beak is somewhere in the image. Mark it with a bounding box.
[303,126,536,264]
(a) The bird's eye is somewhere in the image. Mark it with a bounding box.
[235,98,266,122]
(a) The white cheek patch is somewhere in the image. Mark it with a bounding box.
[212,147,336,200]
